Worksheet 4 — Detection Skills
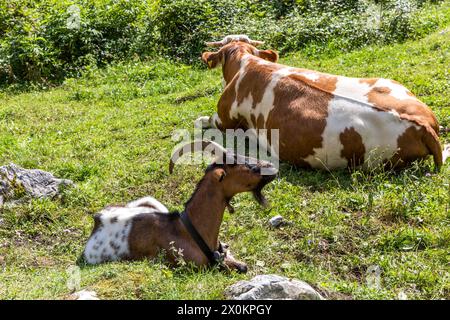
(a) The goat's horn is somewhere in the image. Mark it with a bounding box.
[169,140,227,174]
[249,40,264,46]
[205,41,223,47]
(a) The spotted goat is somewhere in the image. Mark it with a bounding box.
[82,140,277,272]
[196,35,449,171]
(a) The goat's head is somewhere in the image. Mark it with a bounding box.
[169,140,277,207]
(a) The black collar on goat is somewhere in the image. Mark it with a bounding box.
[179,210,225,265]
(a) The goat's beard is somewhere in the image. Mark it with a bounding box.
[252,175,276,207]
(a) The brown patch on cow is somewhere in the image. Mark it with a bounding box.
[250,113,257,127]
[264,74,337,166]
[387,126,427,169]
[367,84,439,132]
[364,81,442,169]
[372,86,391,95]
[339,127,365,168]
[290,70,338,93]
[236,59,279,108]
[256,114,265,129]
[359,78,378,86]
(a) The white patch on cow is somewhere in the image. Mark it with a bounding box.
[304,76,418,169]
[333,76,372,104]
[297,71,320,82]
[229,67,294,128]
[373,78,416,100]
[84,197,165,264]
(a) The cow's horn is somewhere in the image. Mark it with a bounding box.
[249,40,265,46]
[169,140,227,173]
[205,41,224,47]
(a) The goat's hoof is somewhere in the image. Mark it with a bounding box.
[236,264,248,274]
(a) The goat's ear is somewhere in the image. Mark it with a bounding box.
[258,49,278,63]
[213,168,226,182]
[202,51,221,69]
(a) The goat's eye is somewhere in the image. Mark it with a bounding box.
[251,166,260,173]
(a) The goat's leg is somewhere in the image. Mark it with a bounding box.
[223,247,247,274]
[194,113,222,129]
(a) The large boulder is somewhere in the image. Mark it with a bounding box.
[0,163,73,204]
[225,274,324,300]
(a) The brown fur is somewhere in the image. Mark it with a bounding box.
[340,127,366,168]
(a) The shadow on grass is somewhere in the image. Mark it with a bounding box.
[277,159,437,192]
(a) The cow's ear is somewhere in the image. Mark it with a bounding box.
[258,50,278,63]
[202,52,221,69]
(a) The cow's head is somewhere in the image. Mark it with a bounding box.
[202,35,278,69]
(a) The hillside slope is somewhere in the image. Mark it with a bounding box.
[0,27,449,299]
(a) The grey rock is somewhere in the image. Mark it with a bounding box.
[225,274,324,300]
[269,215,284,228]
[0,163,73,203]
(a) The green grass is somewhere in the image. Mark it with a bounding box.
[0,26,449,299]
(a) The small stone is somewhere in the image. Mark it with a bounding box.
[225,274,324,300]
[269,215,284,228]
[398,291,408,300]
[280,262,291,270]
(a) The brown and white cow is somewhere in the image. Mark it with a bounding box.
[196,35,448,171]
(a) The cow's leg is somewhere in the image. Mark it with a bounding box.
[194,113,222,129]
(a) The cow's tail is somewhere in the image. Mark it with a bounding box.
[423,126,443,171]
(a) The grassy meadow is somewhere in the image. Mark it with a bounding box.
[0,17,449,299]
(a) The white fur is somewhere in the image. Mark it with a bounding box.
[374,78,417,101]
[84,197,167,264]
[126,196,168,212]
[297,71,320,82]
